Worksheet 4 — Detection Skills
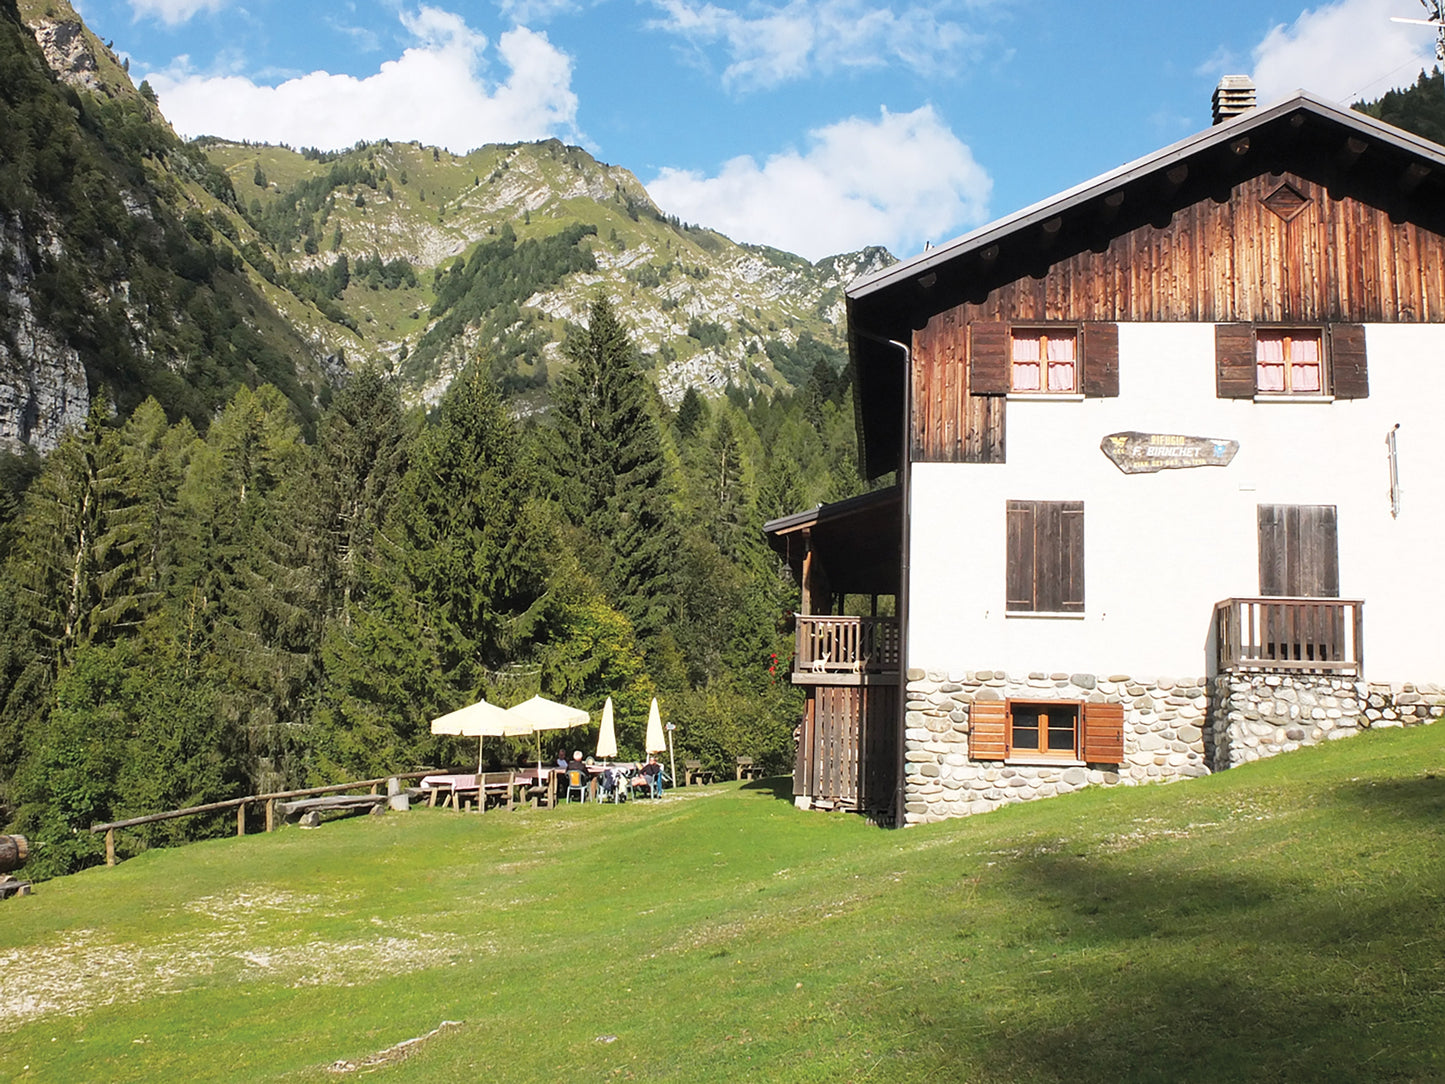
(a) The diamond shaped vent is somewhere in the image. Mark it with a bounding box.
[1261,182,1310,221]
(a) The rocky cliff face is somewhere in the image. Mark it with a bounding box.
[0,221,89,453]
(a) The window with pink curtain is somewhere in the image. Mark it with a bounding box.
[1289,335,1321,392]
[1256,333,1286,392]
[1011,330,1076,392]
[1011,333,1041,391]
[1046,335,1076,391]
[1256,329,1323,394]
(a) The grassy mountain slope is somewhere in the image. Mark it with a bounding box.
[2,722,1441,1082]
[202,136,893,408]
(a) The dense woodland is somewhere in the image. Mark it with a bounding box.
[0,292,866,877]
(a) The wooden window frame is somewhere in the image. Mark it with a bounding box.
[1009,328,1078,394]
[969,700,1125,765]
[1007,700,1081,760]
[1216,322,1368,399]
[1006,499,1085,614]
[1254,328,1326,396]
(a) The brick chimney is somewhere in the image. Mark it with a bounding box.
[1212,75,1257,125]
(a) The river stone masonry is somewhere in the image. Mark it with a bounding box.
[903,669,1211,826]
[1210,674,1445,770]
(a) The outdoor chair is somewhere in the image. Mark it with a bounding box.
[566,768,588,803]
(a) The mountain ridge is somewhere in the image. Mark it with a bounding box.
[2,0,894,453]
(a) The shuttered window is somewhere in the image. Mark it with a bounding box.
[1216,323,1367,398]
[968,699,1124,764]
[970,322,1119,397]
[1006,500,1084,613]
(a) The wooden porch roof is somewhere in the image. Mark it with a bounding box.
[763,485,901,596]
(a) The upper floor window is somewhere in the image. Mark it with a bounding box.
[1216,322,1368,400]
[969,321,1119,398]
[1011,330,1077,393]
[1255,329,1323,394]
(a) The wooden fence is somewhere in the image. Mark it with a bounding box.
[89,772,435,867]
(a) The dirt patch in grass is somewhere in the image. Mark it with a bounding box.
[0,891,470,1030]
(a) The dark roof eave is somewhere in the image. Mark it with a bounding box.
[846,90,1445,307]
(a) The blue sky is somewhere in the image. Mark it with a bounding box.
[72,0,1443,260]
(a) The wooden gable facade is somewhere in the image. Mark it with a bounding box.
[849,92,1445,479]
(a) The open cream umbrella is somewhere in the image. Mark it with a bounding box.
[596,697,618,761]
[505,694,591,771]
[430,698,522,771]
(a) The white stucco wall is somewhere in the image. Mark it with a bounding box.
[907,322,1445,682]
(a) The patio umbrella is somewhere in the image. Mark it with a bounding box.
[504,694,591,771]
[596,697,618,761]
[429,698,523,771]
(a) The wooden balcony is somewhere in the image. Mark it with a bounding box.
[1214,597,1364,676]
[794,616,900,685]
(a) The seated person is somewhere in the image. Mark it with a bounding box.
[640,757,663,795]
[599,767,617,799]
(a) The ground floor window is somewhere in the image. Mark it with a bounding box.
[970,699,1124,764]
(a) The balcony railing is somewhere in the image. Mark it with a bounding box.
[795,615,900,676]
[1215,597,1364,676]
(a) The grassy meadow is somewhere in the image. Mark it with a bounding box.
[2,724,1443,1083]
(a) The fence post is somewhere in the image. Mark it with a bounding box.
[105,828,116,867]
[236,801,247,837]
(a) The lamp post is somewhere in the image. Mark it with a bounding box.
[665,722,677,789]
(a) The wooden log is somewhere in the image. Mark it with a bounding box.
[0,835,28,874]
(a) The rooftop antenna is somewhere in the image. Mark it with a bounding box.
[1391,1,1445,68]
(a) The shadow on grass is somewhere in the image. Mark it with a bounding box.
[1328,772,1445,823]
[911,851,1444,1083]
[739,776,794,802]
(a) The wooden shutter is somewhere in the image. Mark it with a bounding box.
[1081,702,1124,763]
[1058,502,1085,613]
[1005,501,1036,611]
[1258,504,1339,598]
[970,700,1007,760]
[1216,323,1256,398]
[969,321,1010,394]
[1080,323,1119,398]
[1330,323,1368,399]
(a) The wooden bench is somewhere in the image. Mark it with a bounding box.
[277,794,387,826]
[736,757,762,781]
[684,759,715,786]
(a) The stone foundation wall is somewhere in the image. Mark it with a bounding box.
[1211,674,1445,770]
[903,668,1211,826]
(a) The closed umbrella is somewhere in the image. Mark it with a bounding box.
[596,697,618,761]
[645,698,666,755]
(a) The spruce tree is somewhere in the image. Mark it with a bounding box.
[551,294,678,645]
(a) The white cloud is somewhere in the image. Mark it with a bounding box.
[495,0,584,24]
[648,0,987,91]
[1251,0,1434,104]
[647,104,991,260]
[128,0,228,26]
[143,8,579,152]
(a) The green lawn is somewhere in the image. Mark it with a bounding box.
[3,724,1443,1083]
